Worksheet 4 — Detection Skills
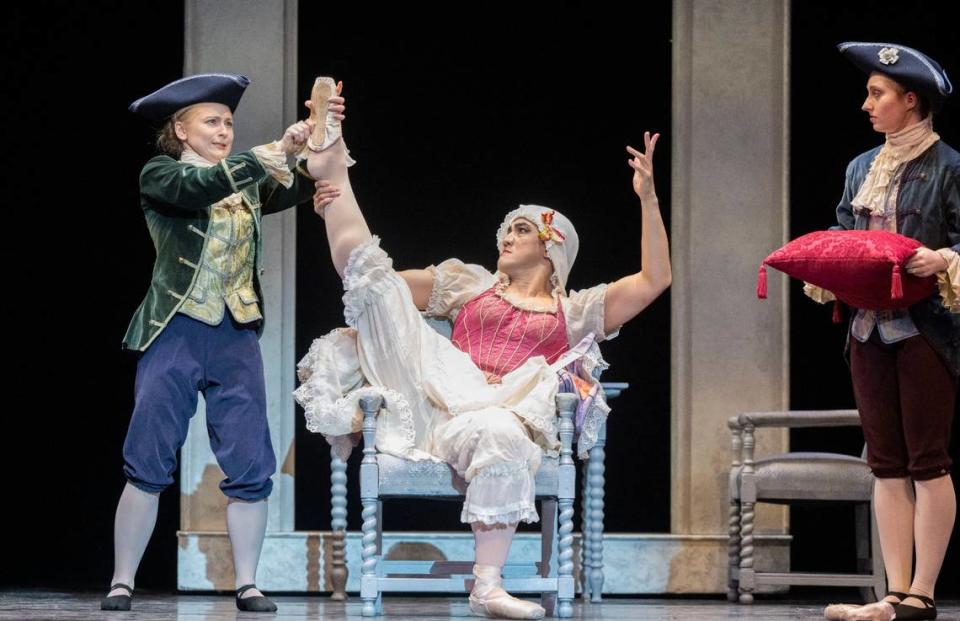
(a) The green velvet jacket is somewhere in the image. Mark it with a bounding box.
[122,151,315,351]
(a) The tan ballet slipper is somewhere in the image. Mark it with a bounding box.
[468,564,545,620]
[824,603,862,620]
[300,77,355,165]
[844,601,897,621]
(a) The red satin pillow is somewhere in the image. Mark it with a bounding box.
[758,230,937,310]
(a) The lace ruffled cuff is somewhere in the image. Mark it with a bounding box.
[935,248,960,313]
[251,142,294,188]
[803,281,836,304]
[460,459,540,525]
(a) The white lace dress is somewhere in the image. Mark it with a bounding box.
[295,236,618,524]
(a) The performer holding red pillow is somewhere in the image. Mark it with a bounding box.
[817,43,960,621]
[760,229,938,312]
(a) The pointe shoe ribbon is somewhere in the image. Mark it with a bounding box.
[468,564,545,620]
[300,76,355,166]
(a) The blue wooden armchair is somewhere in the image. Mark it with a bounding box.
[325,318,626,617]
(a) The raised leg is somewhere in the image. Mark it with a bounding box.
[305,105,371,278]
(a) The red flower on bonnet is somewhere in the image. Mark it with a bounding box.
[538,210,567,243]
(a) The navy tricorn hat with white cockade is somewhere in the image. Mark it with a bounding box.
[838,42,952,110]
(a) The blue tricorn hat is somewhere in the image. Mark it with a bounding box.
[129,73,250,121]
[838,42,952,110]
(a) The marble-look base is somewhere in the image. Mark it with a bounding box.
[178,531,791,594]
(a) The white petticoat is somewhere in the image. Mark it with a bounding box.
[295,236,610,524]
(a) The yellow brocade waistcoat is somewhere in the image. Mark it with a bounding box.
[179,192,262,325]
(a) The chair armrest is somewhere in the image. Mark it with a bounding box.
[359,394,384,452]
[738,410,860,429]
[556,393,577,466]
[600,382,628,400]
[734,409,863,468]
[728,417,743,474]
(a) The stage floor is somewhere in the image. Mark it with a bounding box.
[2,591,958,620]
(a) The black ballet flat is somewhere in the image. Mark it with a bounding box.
[894,593,937,621]
[100,583,133,611]
[884,590,909,603]
[236,584,278,613]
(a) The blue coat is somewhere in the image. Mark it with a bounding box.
[833,140,960,376]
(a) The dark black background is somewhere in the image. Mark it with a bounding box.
[3,0,957,599]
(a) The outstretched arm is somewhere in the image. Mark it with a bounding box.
[602,132,672,334]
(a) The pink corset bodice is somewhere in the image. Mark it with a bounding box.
[450,287,568,382]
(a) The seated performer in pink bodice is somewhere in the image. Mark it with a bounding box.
[451,274,572,382]
[295,83,671,620]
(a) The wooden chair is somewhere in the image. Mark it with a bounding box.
[727,410,885,604]
[326,318,626,616]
